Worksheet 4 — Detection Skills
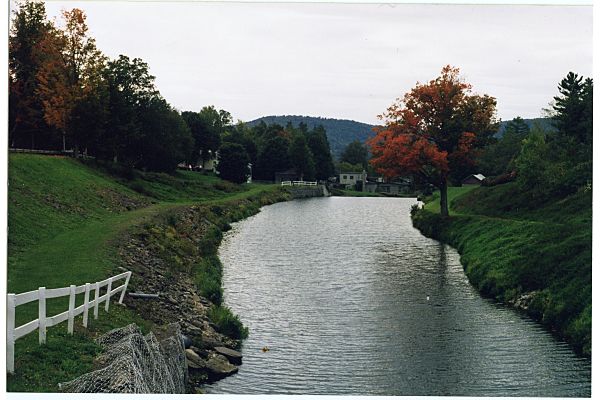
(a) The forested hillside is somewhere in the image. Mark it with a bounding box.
[247,115,376,159]
[248,115,553,159]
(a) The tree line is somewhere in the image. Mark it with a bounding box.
[9,1,335,182]
[368,65,592,215]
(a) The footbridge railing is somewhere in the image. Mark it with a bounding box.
[281,180,318,186]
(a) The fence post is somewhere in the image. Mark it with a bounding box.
[119,272,132,304]
[94,282,100,319]
[105,277,113,312]
[7,294,16,374]
[68,284,76,334]
[82,283,90,328]
[38,287,46,344]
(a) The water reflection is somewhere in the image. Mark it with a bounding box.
[207,197,590,396]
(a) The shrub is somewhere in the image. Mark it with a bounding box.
[194,255,223,305]
[207,305,248,340]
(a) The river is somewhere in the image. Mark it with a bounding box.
[206,197,591,396]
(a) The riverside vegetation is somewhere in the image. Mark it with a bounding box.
[370,68,592,357]
[7,153,289,391]
[412,184,591,356]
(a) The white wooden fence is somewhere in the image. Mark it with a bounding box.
[281,180,318,186]
[6,271,132,373]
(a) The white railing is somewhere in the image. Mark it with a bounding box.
[6,271,132,373]
[281,180,318,186]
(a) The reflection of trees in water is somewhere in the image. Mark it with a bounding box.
[435,242,449,290]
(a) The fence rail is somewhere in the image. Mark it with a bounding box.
[281,180,318,186]
[6,271,132,373]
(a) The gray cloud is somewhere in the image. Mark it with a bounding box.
[43,1,592,124]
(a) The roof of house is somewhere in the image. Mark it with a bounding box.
[464,173,486,181]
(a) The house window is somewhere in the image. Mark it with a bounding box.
[343,175,347,180]
[350,176,354,180]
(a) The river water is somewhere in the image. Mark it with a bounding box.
[206,197,591,396]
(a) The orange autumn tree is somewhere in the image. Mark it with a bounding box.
[35,8,104,151]
[368,66,498,216]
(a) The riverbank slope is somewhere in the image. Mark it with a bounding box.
[412,183,591,356]
[7,154,289,391]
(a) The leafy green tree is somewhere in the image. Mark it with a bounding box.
[137,98,193,172]
[182,106,230,166]
[337,161,364,173]
[101,55,159,165]
[223,122,258,167]
[515,126,562,198]
[217,142,250,183]
[340,140,368,168]
[289,133,315,180]
[307,125,334,180]
[255,136,291,181]
[69,79,110,156]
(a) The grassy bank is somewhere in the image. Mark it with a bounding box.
[412,184,591,356]
[7,154,285,391]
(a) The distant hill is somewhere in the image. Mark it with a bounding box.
[246,115,554,158]
[246,115,376,159]
[496,117,554,137]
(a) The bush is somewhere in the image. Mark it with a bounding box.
[207,305,248,340]
[194,255,223,305]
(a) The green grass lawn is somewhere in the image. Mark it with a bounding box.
[423,185,477,215]
[7,154,281,391]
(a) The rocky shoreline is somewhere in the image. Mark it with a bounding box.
[113,189,292,391]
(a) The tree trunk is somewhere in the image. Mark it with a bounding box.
[440,176,449,217]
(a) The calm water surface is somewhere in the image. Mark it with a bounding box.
[207,197,590,396]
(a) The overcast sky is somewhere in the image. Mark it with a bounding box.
[41,1,592,125]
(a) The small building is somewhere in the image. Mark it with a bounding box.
[339,171,367,188]
[274,169,300,184]
[462,173,486,185]
[376,182,403,195]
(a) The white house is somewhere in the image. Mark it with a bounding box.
[339,171,367,187]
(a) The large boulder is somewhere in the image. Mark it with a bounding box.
[214,346,242,365]
[205,353,238,379]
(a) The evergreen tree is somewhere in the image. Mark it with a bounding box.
[551,72,593,163]
[307,125,334,180]
[289,133,315,180]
